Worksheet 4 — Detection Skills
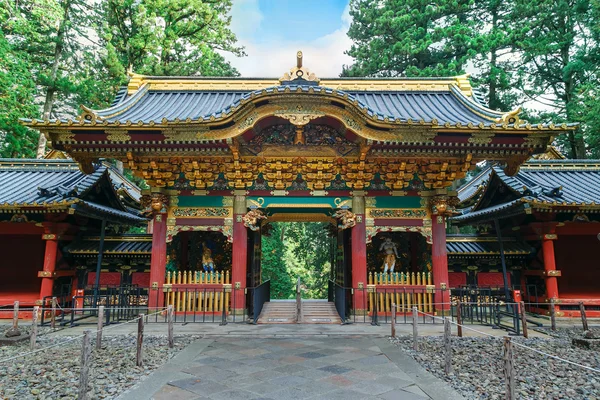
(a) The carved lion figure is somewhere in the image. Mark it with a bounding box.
[243,209,267,231]
[334,209,356,230]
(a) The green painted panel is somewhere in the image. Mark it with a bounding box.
[177,196,226,207]
[370,197,422,209]
[250,196,350,208]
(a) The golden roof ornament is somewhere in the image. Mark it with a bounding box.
[279,51,320,84]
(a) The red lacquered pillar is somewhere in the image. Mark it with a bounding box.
[149,213,167,308]
[542,233,560,312]
[351,194,367,313]
[232,195,247,314]
[432,215,450,314]
[39,232,59,301]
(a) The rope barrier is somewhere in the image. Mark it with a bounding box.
[0,308,167,365]
[389,304,600,375]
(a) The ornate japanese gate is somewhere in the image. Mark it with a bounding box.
[28,52,571,315]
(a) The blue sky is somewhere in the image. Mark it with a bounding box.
[225,0,352,77]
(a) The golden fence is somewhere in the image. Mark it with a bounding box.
[164,271,231,313]
[368,272,434,314]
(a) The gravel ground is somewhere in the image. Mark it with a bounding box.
[0,329,199,400]
[391,327,600,400]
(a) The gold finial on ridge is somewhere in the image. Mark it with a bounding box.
[279,50,320,84]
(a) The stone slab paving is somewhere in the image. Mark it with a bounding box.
[118,336,464,400]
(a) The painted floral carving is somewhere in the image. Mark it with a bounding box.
[369,209,428,219]
[173,208,230,218]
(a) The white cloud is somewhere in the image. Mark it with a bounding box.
[225,2,353,78]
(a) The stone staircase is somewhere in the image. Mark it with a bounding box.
[256,302,297,324]
[256,300,341,324]
[300,301,342,324]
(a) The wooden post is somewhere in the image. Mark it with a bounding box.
[96,305,104,351]
[456,299,463,337]
[78,330,91,400]
[579,302,589,331]
[51,297,57,329]
[412,306,418,351]
[391,303,396,338]
[12,300,19,330]
[503,337,515,400]
[167,304,174,349]
[520,301,528,338]
[136,314,144,366]
[30,306,39,350]
[444,318,452,376]
[550,299,556,331]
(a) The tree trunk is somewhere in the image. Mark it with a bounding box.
[37,0,71,158]
[488,6,499,110]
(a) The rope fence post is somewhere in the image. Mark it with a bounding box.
[503,337,515,400]
[96,305,104,351]
[579,302,588,331]
[550,299,556,331]
[391,303,396,338]
[6,301,21,337]
[456,299,463,337]
[167,305,174,349]
[78,330,91,400]
[444,318,452,376]
[520,301,528,338]
[30,306,39,350]
[51,297,57,329]
[136,314,144,367]
[412,306,418,351]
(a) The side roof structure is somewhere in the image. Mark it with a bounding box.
[0,159,147,224]
[452,159,600,224]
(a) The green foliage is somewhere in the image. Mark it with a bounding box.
[101,0,244,77]
[0,30,38,157]
[511,0,600,158]
[261,223,294,299]
[0,0,243,158]
[261,223,333,299]
[343,0,477,77]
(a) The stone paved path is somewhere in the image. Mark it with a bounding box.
[118,336,463,400]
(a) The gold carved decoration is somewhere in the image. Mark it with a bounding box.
[172,208,231,218]
[496,107,522,125]
[303,159,335,190]
[264,159,295,190]
[393,128,436,144]
[163,127,209,142]
[274,104,325,126]
[468,132,495,145]
[141,193,169,215]
[368,209,428,219]
[279,51,320,83]
[106,129,130,142]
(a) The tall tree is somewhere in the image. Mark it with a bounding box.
[101,0,244,78]
[470,0,522,110]
[343,0,477,77]
[513,0,599,158]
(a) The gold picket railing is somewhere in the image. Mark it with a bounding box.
[164,271,231,313]
[368,271,434,314]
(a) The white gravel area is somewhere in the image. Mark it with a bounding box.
[391,327,600,399]
[0,331,199,400]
